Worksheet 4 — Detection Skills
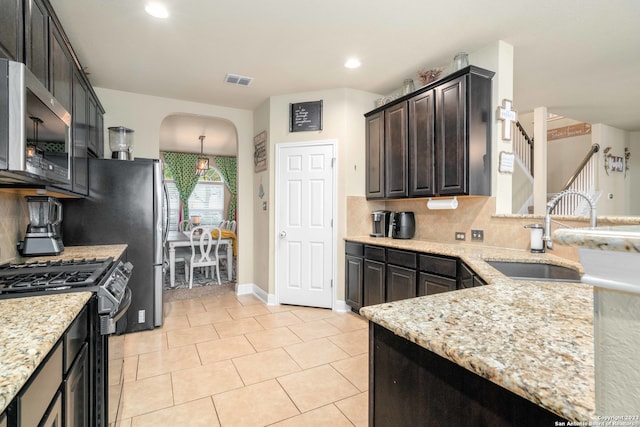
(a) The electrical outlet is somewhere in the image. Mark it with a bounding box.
[471,229,484,241]
[138,310,145,323]
[455,232,466,241]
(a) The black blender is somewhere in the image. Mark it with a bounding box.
[18,196,65,256]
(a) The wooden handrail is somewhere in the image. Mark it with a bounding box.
[561,143,600,192]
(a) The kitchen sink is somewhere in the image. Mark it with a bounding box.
[486,261,582,282]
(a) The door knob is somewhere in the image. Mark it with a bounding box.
[279,231,287,239]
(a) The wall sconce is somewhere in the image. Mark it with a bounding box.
[196,135,209,176]
[427,197,458,210]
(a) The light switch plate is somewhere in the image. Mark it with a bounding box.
[455,232,466,241]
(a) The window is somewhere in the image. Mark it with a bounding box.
[164,167,226,230]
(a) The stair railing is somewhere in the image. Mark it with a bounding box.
[513,121,534,177]
[553,143,600,216]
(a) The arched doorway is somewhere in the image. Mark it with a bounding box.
[159,113,239,290]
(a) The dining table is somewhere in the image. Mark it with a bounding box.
[165,230,234,287]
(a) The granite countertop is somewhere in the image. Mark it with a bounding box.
[350,236,594,422]
[0,244,128,414]
[0,292,92,413]
[554,225,640,252]
[16,244,128,264]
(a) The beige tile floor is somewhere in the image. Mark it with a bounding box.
[108,289,369,426]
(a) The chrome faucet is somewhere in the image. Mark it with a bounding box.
[543,189,597,250]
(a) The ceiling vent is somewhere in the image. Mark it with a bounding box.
[224,73,253,86]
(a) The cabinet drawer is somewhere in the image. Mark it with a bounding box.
[65,305,88,373]
[345,241,364,257]
[364,245,385,262]
[419,254,457,277]
[387,249,416,269]
[418,272,457,296]
[18,341,63,427]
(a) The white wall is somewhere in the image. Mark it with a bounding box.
[94,88,255,286]
[255,88,379,306]
[592,123,628,215]
[471,40,514,214]
[629,132,640,215]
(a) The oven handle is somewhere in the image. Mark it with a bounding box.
[100,287,132,335]
[112,287,132,323]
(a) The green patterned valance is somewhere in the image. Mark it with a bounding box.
[214,156,237,221]
[162,152,200,220]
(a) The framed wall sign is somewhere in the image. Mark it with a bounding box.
[290,100,322,132]
[254,130,268,172]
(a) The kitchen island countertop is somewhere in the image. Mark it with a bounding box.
[0,244,128,414]
[350,236,594,422]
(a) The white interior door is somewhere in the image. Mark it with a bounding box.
[276,141,335,308]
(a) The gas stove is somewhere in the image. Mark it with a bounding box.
[0,257,133,334]
[0,258,114,297]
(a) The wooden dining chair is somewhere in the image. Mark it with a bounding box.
[178,219,192,231]
[184,226,221,288]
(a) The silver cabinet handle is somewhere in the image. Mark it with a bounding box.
[279,231,287,239]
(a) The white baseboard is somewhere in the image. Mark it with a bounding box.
[235,285,352,312]
[333,300,351,312]
[235,283,272,305]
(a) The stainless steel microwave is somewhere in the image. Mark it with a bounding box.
[0,59,72,185]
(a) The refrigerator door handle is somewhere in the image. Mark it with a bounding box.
[163,183,170,243]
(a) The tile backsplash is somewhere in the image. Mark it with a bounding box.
[0,192,28,263]
[347,195,583,262]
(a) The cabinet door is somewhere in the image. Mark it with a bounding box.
[49,21,73,112]
[364,259,385,306]
[418,272,456,296]
[26,0,49,88]
[72,72,88,195]
[384,102,408,198]
[436,75,467,195]
[409,89,435,197]
[345,255,364,311]
[40,391,63,427]
[387,265,416,302]
[365,111,384,199]
[65,344,89,427]
[0,0,23,61]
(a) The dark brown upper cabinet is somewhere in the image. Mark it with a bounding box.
[408,89,435,197]
[25,0,49,88]
[384,102,408,198]
[365,111,385,199]
[0,0,23,61]
[365,66,494,200]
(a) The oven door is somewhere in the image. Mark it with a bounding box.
[99,287,131,335]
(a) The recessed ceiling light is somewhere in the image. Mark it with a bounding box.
[145,2,169,19]
[344,58,361,69]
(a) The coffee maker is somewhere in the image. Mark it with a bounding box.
[371,210,391,237]
[18,196,64,256]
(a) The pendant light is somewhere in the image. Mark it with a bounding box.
[196,135,209,176]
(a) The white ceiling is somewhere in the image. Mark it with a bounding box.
[50,0,640,156]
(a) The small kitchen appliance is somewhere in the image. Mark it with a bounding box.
[109,126,134,160]
[391,211,416,239]
[18,196,64,256]
[371,210,391,237]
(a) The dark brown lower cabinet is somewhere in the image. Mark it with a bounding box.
[40,391,62,427]
[345,255,364,311]
[386,265,416,302]
[418,271,456,296]
[370,323,566,426]
[65,344,89,427]
[364,260,385,306]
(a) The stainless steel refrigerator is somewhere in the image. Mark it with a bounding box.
[62,157,166,333]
